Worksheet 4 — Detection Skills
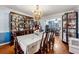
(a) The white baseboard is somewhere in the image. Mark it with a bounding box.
[0,42,10,46]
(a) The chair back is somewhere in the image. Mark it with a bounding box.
[40,32,46,53]
[40,32,54,54]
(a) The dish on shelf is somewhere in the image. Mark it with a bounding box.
[68,12,76,19]
[68,29,76,37]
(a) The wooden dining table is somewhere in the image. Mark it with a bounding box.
[17,32,43,54]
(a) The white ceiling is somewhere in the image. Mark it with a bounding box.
[4,5,78,17]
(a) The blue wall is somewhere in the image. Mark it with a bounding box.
[0,32,11,44]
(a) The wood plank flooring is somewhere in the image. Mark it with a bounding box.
[52,36,69,54]
[0,36,69,54]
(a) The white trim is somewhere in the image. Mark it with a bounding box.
[0,31,10,33]
[0,42,10,46]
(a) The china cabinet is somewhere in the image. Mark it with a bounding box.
[62,12,78,43]
[10,12,33,45]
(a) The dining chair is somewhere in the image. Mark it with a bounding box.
[11,32,23,54]
[40,32,47,53]
[46,32,52,53]
[15,38,24,54]
[48,32,54,53]
[40,32,54,54]
[10,32,16,46]
[14,36,24,54]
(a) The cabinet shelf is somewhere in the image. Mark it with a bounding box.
[10,12,34,36]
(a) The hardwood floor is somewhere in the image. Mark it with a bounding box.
[0,36,69,54]
[52,36,69,54]
[0,44,14,54]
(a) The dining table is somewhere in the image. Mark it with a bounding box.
[17,32,43,54]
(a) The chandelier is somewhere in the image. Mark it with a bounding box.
[33,5,42,21]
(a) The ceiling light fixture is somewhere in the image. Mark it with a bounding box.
[33,5,42,21]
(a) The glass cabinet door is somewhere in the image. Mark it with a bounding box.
[62,14,67,42]
[67,12,77,38]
